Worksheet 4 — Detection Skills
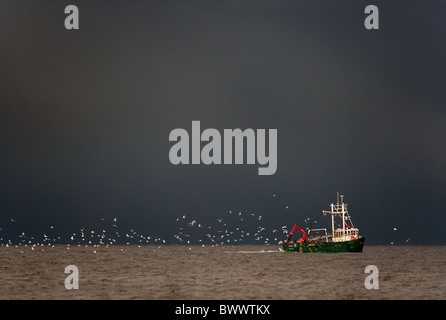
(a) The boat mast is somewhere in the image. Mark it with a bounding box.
[323,193,356,242]
[341,194,345,241]
[325,192,350,242]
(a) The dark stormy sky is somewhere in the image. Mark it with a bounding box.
[0,0,445,245]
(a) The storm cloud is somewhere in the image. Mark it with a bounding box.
[0,0,445,244]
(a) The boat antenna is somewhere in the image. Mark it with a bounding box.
[337,192,339,205]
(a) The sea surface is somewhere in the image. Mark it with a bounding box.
[0,245,444,300]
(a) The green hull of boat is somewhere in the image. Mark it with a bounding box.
[282,236,365,253]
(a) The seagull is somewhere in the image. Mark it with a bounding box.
[10,218,16,222]
[393,227,398,231]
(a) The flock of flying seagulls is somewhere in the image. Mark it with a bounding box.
[0,194,293,251]
[0,212,290,252]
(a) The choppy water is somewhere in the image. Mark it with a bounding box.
[0,245,444,300]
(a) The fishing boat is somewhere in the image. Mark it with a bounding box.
[283,193,365,253]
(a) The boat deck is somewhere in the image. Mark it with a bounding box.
[283,236,365,253]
